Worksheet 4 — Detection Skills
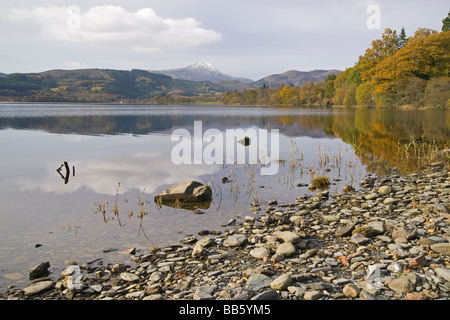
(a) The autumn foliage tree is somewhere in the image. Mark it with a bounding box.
[332,21,449,109]
[278,85,299,105]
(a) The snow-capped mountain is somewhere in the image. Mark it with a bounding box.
[187,62,220,73]
[150,62,253,83]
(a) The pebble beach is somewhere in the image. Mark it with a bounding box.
[2,166,450,301]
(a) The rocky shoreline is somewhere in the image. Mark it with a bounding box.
[2,167,450,301]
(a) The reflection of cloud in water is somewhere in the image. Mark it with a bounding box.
[65,135,92,143]
[16,153,220,196]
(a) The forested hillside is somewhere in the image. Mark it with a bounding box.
[223,16,449,109]
[0,69,224,103]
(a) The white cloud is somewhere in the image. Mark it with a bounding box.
[2,5,222,51]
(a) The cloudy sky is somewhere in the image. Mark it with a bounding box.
[0,0,448,80]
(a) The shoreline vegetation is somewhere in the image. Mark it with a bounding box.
[0,100,446,111]
[0,26,448,110]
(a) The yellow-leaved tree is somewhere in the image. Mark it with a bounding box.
[371,29,449,106]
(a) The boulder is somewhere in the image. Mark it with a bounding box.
[251,290,281,300]
[29,261,50,280]
[194,285,217,300]
[351,233,369,245]
[343,284,360,298]
[275,231,301,244]
[154,181,212,207]
[120,272,140,282]
[22,280,54,296]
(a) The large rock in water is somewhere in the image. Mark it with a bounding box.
[155,181,212,204]
[29,261,50,280]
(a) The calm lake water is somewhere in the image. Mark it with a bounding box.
[0,103,448,289]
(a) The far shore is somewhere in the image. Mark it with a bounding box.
[0,100,448,111]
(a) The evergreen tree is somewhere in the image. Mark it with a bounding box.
[443,11,450,31]
[397,27,408,48]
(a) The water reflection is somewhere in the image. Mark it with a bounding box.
[328,109,449,174]
[9,133,220,196]
[1,105,448,199]
[0,105,448,213]
[56,161,74,184]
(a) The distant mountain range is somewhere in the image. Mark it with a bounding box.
[150,62,340,87]
[0,64,341,102]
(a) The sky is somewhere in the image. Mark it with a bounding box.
[0,0,448,80]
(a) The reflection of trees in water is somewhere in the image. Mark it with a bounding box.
[328,109,450,175]
[8,106,449,176]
